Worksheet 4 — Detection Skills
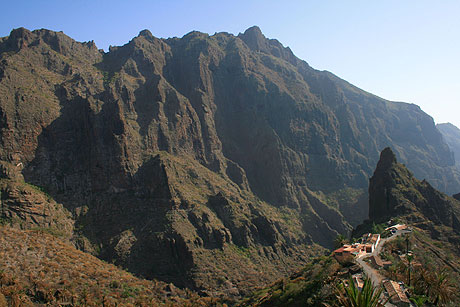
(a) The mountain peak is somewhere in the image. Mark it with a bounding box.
[380,146,397,162]
[238,25,268,52]
[4,27,34,51]
[9,27,32,38]
[376,147,397,171]
[369,147,410,221]
[243,25,264,37]
[138,29,153,39]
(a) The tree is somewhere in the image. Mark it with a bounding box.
[409,295,427,307]
[431,268,456,305]
[412,265,457,305]
[412,266,433,298]
[371,223,385,234]
[336,277,387,307]
[406,253,413,287]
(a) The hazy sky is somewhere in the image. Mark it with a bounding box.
[2,0,459,128]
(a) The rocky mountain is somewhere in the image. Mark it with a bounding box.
[1,26,460,296]
[365,147,460,303]
[437,122,460,170]
[369,147,460,236]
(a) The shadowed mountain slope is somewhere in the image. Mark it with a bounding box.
[369,147,460,232]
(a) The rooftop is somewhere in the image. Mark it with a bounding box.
[383,280,410,304]
[385,224,407,231]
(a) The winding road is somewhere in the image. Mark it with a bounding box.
[355,229,413,306]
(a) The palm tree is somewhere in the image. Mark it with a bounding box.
[431,268,456,305]
[412,266,432,298]
[406,253,413,286]
[409,295,427,307]
[336,277,387,307]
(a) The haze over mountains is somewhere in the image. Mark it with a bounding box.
[1,26,460,297]
[438,122,460,171]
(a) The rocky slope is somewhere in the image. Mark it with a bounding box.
[0,225,214,306]
[437,122,460,170]
[1,26,459,295]
[369,147,460,237]
[365,147,460,305]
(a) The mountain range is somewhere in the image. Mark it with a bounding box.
[1,26,460,297]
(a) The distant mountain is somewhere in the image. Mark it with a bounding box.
[437,122,460,170]
[1,26,460,296]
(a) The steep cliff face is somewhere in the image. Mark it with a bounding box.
[1,26,459,295]
[437,122,460,171]
[369,147,460,233]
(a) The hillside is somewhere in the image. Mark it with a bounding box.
[368,147,460,234]
[0,225,215,306]
[237,256,341,306]
[241,148,460,306]
[365,147,460,305]
[1,26,459,295]
[437,123,460,170]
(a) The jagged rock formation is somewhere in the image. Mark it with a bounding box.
[437,122,460,170]
[1,26,460,295]
[369,147,460,234]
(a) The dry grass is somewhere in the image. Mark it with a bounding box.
[0,225,219,306]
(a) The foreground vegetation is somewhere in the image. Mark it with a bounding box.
[380,228,460,306]
[334,277,386,307]
[237,256,341,306]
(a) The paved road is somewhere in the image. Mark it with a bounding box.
[355,229,412,307]
[356,229,410,286]
[356,237,389,287]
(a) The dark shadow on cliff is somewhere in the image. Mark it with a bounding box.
[21,84,196,288]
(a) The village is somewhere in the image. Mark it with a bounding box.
[333,223,413,307]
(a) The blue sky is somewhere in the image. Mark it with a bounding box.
[2,1,460,128]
